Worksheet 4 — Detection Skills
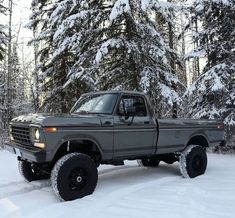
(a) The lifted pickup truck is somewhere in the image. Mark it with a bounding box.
[5,91,224,201]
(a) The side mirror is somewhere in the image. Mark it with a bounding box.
[125,106,136,119]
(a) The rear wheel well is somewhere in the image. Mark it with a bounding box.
[187,135,209,148]
[52,140,102,166]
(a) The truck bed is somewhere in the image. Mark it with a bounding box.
[156,118,224,154]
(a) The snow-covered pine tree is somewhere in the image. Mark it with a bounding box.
[0,0,7,60]
[185,0,235,145]
[53,0,183,117]
[0,0,7,108]
[28,0,57,112]
[10,44,32,117]
[0,0,7,142]
[0,56,6,145]
[29,0,93,113]
[0,0,6,97]
[175,0,188,86]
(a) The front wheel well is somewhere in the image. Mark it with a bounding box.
[186,135,209,148]
[52,140,102,166]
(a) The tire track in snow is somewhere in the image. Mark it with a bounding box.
[0,180,51,200]
[25,177,181,218]
[80,176,181,217]
[179,182,234,218]
[0,181,25,189]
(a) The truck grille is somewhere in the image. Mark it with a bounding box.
[11,126,32,146]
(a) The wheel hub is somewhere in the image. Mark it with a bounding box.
[76,176,82,183]
[192,155,203,171]
[69,167,87,191]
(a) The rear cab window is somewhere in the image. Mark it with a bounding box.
[117,95,147,117]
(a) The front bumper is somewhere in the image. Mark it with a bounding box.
[4,141,46,163]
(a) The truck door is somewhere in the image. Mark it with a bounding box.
[113,94,156,158]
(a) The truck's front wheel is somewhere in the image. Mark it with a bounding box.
[18,160,50,182]
[51,153,98,201]
[179,145,207,178]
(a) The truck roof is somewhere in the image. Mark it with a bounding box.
[82,90,146,96]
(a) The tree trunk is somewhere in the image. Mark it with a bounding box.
[6,0,13,129]
[168,0,177,118]
[33,29,40,112]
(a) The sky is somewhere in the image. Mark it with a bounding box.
[11,0,33,42]
[0,0,33,61]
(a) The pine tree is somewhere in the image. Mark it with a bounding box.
[28,0,55,112]
[0,0,7,60]
[0,57,7,137]
[28,0,92,113]
[0,0,7,134]
[185,0,235,142]
[51,0,183,117]
[10,44,32,117]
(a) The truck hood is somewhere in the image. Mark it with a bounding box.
[11,113,102,127]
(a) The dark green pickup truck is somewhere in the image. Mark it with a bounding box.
[5,91,224,201]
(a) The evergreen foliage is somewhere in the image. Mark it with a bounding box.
[29,0,183,116]
[0,0,7,60]
[185,0,235,145]
[10,44,32,117]
[0,0,7,137]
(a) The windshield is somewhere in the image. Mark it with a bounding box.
[71,93,118,114]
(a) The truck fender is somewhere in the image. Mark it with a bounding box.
[184,132,210,149]
[51,134,104,160]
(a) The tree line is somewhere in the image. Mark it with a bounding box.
[0,0,234,148]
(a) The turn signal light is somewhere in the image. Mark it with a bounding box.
[44,127,58,133]
[217,125,224,129]
[34,142,45,149]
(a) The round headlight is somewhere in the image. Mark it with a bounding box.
[35,129,40,140]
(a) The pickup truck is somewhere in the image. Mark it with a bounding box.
[5,91,224,201]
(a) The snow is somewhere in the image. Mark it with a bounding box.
[0,150,235,218]
[184,62,235,125]
[159,83,181,106]
[49,0,71,27]
[186,63,227,96]
[141,0,178,10]
[224,114,235,126]
[94,38,140,64]
[53,12,88,42]
[95,39,121,64]
[110,0,131,21]
[184,49,207,59]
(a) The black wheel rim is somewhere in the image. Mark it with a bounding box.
[192,155,203,172]
[69,167,87,191]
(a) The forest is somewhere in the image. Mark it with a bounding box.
[0,0,234,149]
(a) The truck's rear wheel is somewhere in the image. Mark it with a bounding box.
[138,157,160,167]
[51,153,98,201]
[18,160,50,182]
[179,145,207,178]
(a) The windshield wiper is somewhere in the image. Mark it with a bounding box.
[74,110,90,114]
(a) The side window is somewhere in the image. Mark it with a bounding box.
[118,95,147,117]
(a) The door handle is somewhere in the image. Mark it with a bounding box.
[144,121,150,124]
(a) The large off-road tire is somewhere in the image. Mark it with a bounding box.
[18,160,50,182]
[179,144,207,178]
[138,157,160,167]
[51,153,98,201]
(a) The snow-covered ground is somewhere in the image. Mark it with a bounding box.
[0,150,234,218]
